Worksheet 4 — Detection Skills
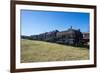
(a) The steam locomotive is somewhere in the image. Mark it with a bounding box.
[22,27,84,46]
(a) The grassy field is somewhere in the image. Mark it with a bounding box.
[21,39,89,63]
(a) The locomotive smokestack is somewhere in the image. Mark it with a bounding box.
[70,26,72,29]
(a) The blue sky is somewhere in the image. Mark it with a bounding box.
[21,10,90,36]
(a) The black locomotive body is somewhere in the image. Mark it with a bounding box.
[27,27,83,45]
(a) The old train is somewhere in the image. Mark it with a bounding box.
[22,27,88,46]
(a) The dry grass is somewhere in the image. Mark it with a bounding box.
[21,39,89,63]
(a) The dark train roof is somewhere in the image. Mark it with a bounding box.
[57,27,80,36]
[46,30,59,35]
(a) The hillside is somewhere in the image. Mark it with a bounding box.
[21,39,89,63]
